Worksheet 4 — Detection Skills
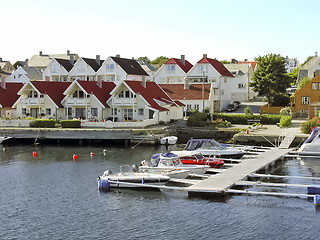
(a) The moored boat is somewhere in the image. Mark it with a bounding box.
[159,136,178,145]
[184,138,245,159]
[298,127,320,153]
[171,150,225,168]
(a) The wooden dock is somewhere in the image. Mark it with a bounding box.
[187,148,290,196]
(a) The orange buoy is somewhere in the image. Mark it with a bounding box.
[246,129,249,134]
[73,154,79,160]
[32,151,37,157]
[90,152,94,157]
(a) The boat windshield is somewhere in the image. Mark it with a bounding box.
[304,127,320,144]
[184,139,226,151]
[150,153,181,167]
[198,140,225,150]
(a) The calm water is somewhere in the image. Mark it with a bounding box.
[1,143,320,240]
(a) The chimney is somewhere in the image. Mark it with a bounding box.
[70,54,74,65]
[142,76,146,88]
[184,77,190,89]
[180,55,185,65]
[116,54,120,58]
[25,59,29,66]
[67,50,70,55]
[203,54,207,59]
[39,51,43,56]
[96,55,100,65]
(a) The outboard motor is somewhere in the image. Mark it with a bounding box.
[132,164,139,172]
[103,170,112,177]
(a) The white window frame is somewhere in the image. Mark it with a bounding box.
[302,96,310,105]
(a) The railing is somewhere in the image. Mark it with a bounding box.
[65,98,90,105]
[20,98,44,105]
[113,98,137,105]
[0,119,32,127]
[81,118,157,128]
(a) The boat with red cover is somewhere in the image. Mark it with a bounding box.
[171,151,225,168]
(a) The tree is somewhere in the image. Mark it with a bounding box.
[249,53,291,106]
[287,67,299,85]
[150,56,169,69]
[137,56,150,63]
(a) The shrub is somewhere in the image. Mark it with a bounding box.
[60,120,81,128]
[29,119,56,128]
[211,118,231,128]
[211,113,281,124]
[301,117,320,134]
[279,116,292,127]
[187,112,208,127]
[280,107,291,116]
[244,106,253,115]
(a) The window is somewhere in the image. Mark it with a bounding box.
[302,96,310,105]
[186,104,192,111]
[166,65,175,73]
[46,108,51,115]
[91,108,98,116]
[194,104,199,111]
[50,65,59,74]
[119,91,124,98]
[198,64,208,74]
[112,108,118,115]
[238,83,246,89]
[28,91,33,98]
[22,108,27,115]
[138,109,144,116]
[125,91,130,98]
[312,83,320,90]
[106,64,115,72]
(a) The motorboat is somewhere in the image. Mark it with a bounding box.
[98,165,171,190]
[0,136,12,144]
[139,152,210,175]
[298,127,320,153]
[159,136,178,145]
[171,150,225,168]
[183,138,245,159]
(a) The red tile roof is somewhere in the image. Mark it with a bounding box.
[0,83,23,107]
[165,58,193,73]
[159,84,211,100]
[77,81,116,107]
[32,82,71,108]
[198,57,234,77]
[125,81,176,111]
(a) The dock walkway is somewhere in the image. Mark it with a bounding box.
[187,148,290,195]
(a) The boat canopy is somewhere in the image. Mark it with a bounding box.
[150,152,180,167]
[303,127,320,144]
[184,139,225,151]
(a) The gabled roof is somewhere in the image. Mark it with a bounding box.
[31,82,71,108]
[55,58,74,72]
[21,66,42,80]
[111,57,149,76]
[237,61,257,71]
[300,57,320,70]
[159,84,211,100]
[125,81,176,111]
[224,63,251,74]
[198,57,234,77]
[165,58,193,73]
[82,58,104,72]
[0,83,23,107]
[28,53,79,68]
[77,81,116,108]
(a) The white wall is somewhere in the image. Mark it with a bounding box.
[154,64,187,84]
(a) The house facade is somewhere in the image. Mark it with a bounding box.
[291,75,320,118]
[153,55,193,84]
[68,56,103,82]
[7,66,42,83]
[62,80,115,120]
[107,80,184,123]
[43,58,75,82]
[297,56,320,83]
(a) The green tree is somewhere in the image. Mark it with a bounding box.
[220,60,231,64]
[137,56,150,63]
[249,53,291,106]
[297,77,311,89]
[150,56,169,69]
[287,67,299,85]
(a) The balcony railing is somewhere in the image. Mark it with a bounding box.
[65,98,90,105]
[113,98,137,105]
[20,98,44,105]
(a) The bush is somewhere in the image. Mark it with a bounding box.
[280,107,291,116]
[279,116,292,127]
[187,112,208,127]
[29,119,56,128]
[60,120,81,128]
[211,113,281,124]
[211,119,231,128]
[244,106,253,115]
[301,117,320,134]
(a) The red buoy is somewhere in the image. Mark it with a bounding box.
[90,152,94,157]
[32,151,37,157]
[73,154,79,160]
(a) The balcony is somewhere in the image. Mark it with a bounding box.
[112,98,137,105]
[20,98,44,105]
[65,98,90,105]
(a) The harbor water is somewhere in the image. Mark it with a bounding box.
[1,143,320,239]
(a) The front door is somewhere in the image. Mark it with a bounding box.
[75,108,86,119]
[123,109,133,120]
[31,108,38,118]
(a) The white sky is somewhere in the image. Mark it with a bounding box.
[1,0,318,64]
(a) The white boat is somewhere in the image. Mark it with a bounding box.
[159,136,178,145]
[139,152,210,175]
[0,136,12,144]
[184,138,245,159]
[98,165,171,190]
[298,127,320,153]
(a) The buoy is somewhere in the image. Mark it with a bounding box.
[103,149,107,156]
[73,154,79,160]
[90,152,94,157]
[32,151,37,157]
[246,129,249,134]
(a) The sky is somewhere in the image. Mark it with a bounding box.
[1,0,319,64]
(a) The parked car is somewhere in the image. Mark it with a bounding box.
[226,103,236,112]
[232,101,241,108]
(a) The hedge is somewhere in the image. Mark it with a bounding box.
[60,120,81,128]
[211,113,281,124]
[279,116,292,127]
[29,119,56,128]
[301,117,320,134]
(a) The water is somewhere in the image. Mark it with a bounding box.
[1,144,320,240]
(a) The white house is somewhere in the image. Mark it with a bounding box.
[153,55,193,84]
[297,55,320,83]
[13,81,71,119]
[7,66,42,83]
[96,56,149,84]
[62,80,116,120]
[186,54,234,111]
[285,56,299,73]
[43,58,75,82]
[68,56,103,82]
[107,80,184,123]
